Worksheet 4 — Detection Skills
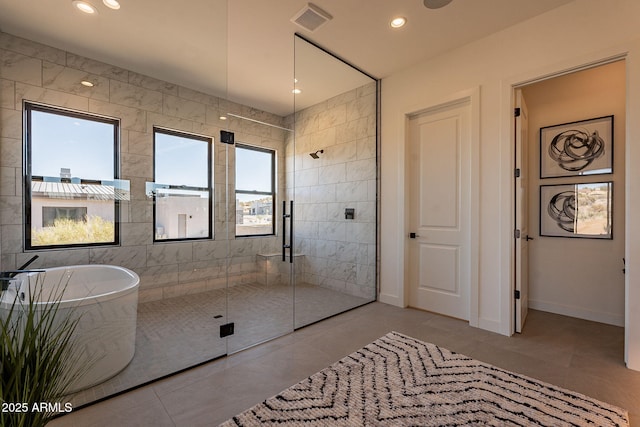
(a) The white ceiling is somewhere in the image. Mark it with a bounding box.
[0,0,575,116]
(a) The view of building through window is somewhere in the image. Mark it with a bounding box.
[235,144,275,237]
[25,103,121,248]
[153,128,212,241]
[25,106,275,247]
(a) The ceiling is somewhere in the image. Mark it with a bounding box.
[0,0,575,116]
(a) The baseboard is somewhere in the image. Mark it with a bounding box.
[378,293,404,307]
[529,299,624,327]
[478,317,505,335]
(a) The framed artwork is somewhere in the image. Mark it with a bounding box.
[539,182,612,239]
[540,115,613,178]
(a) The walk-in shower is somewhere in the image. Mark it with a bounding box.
[0,21,378,410]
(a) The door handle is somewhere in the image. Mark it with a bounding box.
[282,201,289,262]
[282,201,294,263]
[409,232,420,239]
[289,200,293,263]
[525,235,534,241]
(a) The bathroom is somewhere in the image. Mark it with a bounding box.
[0,2,378,408]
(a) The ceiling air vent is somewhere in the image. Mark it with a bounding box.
[291,3,332,32]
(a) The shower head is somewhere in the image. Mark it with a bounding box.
[309,149,324,159]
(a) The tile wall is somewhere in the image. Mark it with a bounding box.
[285,82,377,299]
[0,31,284,302]
[0,31,377,302]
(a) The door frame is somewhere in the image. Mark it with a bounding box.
[513,89,529,333]
[504,53,629,334]
[402,86,480,327]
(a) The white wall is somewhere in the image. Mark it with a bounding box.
[522,62,625,326]
[380,0,640,369]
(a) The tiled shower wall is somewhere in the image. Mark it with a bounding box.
[0,31,285,302]
[285,83,377,299]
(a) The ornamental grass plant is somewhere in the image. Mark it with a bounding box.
[1,274,89,427]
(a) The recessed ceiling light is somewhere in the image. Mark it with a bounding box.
[80,80,94,87]
[102,0,120,10]
[292,88,302,94]
[72,1,98,14]
[219,115,227,120]
[390,17,406,28]
[102,0,120,9]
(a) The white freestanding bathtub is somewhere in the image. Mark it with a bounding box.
[0,264,140,393]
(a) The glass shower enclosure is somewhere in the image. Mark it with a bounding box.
[224,34,378,350]
[290,35,378,328]
[61,25,377,407]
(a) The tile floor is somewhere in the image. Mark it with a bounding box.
[68,282,370,407]
[49,303,640,426]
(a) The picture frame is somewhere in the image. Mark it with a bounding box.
[539,182,612,239]
[540,115,613,178]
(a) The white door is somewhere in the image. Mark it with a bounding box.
[408,100,471,321]
[515,89,530,333]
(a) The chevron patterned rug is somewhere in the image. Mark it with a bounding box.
[220,331,629,426]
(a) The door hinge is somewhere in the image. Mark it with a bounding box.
[514,290,521,299]
[220,322,235,338]
[514,229,521,239]
[514,107,521,117]
[514,168,521,178]
[220,130,235,145]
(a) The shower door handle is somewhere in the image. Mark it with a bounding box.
[282,201,293,263]
[289,201,294,263]
[282,201,288,262]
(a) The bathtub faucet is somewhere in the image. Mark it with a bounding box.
[1,255,41,291]
[0,273,10,291]
[0,270,45,291]
[1,271,17,291]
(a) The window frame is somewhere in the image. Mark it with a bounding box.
[235,143,276,238]
[24,102,121,250]
[152,127,213,243]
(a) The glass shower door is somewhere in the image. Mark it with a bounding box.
[57,0,232,407]
[224,110,295,354]
[292,35,378,328]
[207,33,379,354]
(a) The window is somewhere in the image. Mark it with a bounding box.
[235,144,275,237]
[153,128,212,241]
[25,102,120,249]
[42,207,87,227]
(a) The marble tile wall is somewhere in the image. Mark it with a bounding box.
[285,82,377,299]
[0,31,284,302]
